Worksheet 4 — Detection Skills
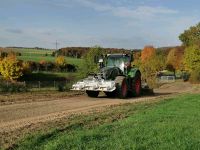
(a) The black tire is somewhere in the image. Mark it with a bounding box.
[86,91,99,98]
[104,91,115,98]
[115,76,128,99]
[132,72,141,97]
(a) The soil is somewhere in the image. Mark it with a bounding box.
[0,81,199,149]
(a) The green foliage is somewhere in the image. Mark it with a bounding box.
[81,46,104,76]
[179,23,200,47]
[0,81,28,93]
[14,94,200,150]
[189,69,200,83]
[184,45,200,71]
[179,23,200,83]
[0,55,24,81]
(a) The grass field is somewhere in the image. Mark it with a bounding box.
[5,48,84,67]
[12,94,200,150]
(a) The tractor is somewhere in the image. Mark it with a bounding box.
[71,53,141,99]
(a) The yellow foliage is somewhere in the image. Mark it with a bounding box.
[0,55,23,81]
[22,61,31,74]
[55,56,66,66]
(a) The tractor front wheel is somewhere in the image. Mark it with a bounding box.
[86,91,99,98]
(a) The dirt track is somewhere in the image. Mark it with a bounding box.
[0,82,198,133]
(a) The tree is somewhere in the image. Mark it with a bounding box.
[166,48,184,75]
[0,55,23,81]
[22,61,31,74]
[184,45,200,71]
[179,23,200,47]
[82,46,104,76]
[55,56,66,67]
[140,47,166,88]
[141,46,156,63]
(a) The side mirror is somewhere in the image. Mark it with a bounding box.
[98,58,103,63]
[98,58,104,69]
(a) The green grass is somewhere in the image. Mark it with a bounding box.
[5,48,83,67]
[17,55,83,66]
[13,94,200,150]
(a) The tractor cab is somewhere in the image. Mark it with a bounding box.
[101,54,132,75]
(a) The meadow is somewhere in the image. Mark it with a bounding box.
[13,94,200,150]
[6,48,83,67]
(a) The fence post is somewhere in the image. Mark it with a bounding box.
[54,81,56,89]
[38,81,41,90]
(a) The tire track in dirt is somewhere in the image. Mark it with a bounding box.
[0,94,175,133]
[0,82,197,134]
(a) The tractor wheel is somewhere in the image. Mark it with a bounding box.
[115,76,128,99]
[86,91,99,98]
[132,72,141,96]
[104,91,115,98]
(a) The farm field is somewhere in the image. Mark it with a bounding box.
[0,82,200,149]
[13,94,200,150]
[3,48,84,67]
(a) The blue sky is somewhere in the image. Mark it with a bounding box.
[0,0,200,49]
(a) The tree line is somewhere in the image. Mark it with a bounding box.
[56,47,140,58]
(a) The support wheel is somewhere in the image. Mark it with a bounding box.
[115,76,128,99]
[86,91,99,98]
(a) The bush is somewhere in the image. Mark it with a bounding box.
[0,55,24,81]
[189,69,200,83]
[0,81,28,93]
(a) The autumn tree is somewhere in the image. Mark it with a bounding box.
[142,55,166,87]
[179,23,200,82]
[0,55,23,81]
[55,56,66,67]
[22,61,31,74]
[166,47,184,75]
[132,51,141,68]
[140,46,166,88]
[184,45,200,71]
[141,46,156,63]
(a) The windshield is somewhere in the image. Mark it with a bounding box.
[106,55,130,71]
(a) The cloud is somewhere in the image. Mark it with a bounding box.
[75,0,178,19]
[5,28,23,34]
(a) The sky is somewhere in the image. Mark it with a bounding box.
[0,0,200,49]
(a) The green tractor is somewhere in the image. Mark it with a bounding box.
[71,54,141,99]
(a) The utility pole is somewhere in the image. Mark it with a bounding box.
[55,40,59,50]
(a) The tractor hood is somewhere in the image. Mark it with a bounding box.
[100,66,123,80]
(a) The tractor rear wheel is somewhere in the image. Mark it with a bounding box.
[132,72,141,96]
[115,76,128,99]
[86,91,99,98]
